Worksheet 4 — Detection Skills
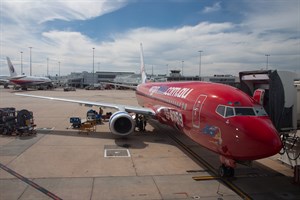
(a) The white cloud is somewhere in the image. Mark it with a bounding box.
[202,2,221,13]
[242,0,299,34]
[0,0,129,75]
[0,1,299,76]
[0,0,128,24]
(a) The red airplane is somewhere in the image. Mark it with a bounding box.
[16,44,282,177]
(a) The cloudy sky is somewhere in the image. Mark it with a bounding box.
[0,0,299,77]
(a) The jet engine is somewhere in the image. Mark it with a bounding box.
[109,111,135,136]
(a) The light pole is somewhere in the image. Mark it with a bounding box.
[58,61,60,77]
[92,47,95,85]
[198,50,203,81]
[20,51,23,74]
[152,65,154,76]
[181,60,184,77]
[166,64,169,76]
[265,54,270,70]
[29,47,32,76]
[47,58,49,77]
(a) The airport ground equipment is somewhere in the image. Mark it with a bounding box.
[69,118,97,133]
[69,111,98,133]
[239,70,300,167]
[70,117,81,128]
[87,109,97,120]
[63,86,76,91]
[87,109,103,124]
[0,107,36,135]
[79,120,96,133]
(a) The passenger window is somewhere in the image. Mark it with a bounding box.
[225,107,234,117]
[216,105,225,117]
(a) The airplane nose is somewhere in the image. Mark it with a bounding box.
[250,118,282,158]
[234,117,282,160]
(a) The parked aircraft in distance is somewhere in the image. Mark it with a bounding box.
[6,57,52,90]
[16,44,282,177]
[0,75,9,84]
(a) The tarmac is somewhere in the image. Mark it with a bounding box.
[0,87,299,200]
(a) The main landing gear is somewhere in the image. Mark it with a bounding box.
[219,164,235,177]
[135,114,147,132]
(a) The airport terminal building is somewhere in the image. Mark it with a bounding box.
[51,71,135,88]
[51,70,239,88]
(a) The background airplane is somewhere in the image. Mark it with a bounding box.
[0,75,10,88]
[6,57,53,90]
[16,44,282,177]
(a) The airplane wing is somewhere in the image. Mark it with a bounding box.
[100,82,137,90]
[15,93,155,116]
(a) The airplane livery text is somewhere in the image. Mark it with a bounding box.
[149,86,193,99]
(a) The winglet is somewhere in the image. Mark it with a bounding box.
[140,43,147,84]
[6,57,18,77]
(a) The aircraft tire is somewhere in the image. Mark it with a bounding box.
[2,127,8,135]
[219,165,235,177]
[219,165,226,177]
[228,167,235,177]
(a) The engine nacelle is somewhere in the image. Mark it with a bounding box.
[109,111,135,136]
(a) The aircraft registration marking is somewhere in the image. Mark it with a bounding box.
[165,109,183,127]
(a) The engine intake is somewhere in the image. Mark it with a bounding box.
[109,111,135,136]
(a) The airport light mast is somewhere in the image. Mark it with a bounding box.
[166,64,169,77]
[93,47,95,86]
[47,58,49,77]
[152,65,154,76]
[58,61,60,77]
[20,51,23,75]
[198,50,203,81]
[265,54,270,70]
[29,47,32,76]
[181,60,184,76]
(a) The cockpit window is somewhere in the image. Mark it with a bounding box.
[216,105,225,117]
[235,108,255,116]
[216,105,268,118]
[225,107,234,117]
[254,106,268,116]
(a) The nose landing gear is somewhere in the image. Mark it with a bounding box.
[219,164,235,177]
[219,156,236,177]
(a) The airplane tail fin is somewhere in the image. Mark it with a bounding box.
[140,43,147,84]
[6,57,18,77]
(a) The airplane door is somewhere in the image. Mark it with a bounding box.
[253,89,265,105]
[192,95,207,128]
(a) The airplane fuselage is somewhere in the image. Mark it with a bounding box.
[9,76,52,86]
[6,57,52,88]
[136,81,282,167]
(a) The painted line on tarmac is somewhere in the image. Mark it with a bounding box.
[192,173,283,181]
[0,162,63,200]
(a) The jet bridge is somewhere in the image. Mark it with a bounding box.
[239,70,300,167]
[239,70,298,132]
